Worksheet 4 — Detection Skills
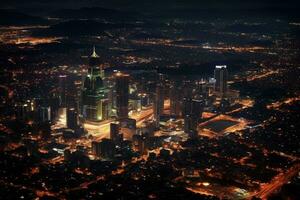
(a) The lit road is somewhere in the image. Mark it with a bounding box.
[248,163,300,200]
[266,96,300,111]
[247,69,280,82]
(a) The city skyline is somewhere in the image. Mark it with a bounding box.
[0,1,299,200]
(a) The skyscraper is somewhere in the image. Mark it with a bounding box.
[183,98,204,137]
[214,65,228,95]
[153,73,164,127]
[59,75,67,107]
[110,122,124,145]
[115,72,129,119]
[99,139,116,159]
[170,81,182,117]
[67,108,78,130]
[37,106,51,122]
[110,123,120,142]
[81,46,109,122]
[132,134,147,155]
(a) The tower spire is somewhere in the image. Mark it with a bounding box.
[91,45,99,58]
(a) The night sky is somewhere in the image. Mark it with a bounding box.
[1,0,300,12]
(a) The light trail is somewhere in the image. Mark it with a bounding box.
[248,164,300,200]
[266,96,300,111]
[247,69,280,82]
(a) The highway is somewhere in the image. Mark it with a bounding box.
[249,163,300,200]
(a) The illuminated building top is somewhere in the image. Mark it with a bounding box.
[215,65,227,69]
[91,45,99,58]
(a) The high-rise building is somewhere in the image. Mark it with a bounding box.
[99,139,116,159]
[91,141,101,157]
[37,106,51,122]
[59,75,67,107]
[110,122,124,145]
[67,108,78,130]
[170,81,182,117]
[81,46,109,122]
[115,72,129,119]
[214,65,228,95]
[195,79,209,99]
[48,97,60,123]
[182,97,192,117]
[110,123,120,141]
[100,99,109,120]
[15,102,31,121]
[107,81,115,115]
[182,80,193,98]
[132,134,147,155]
[153,74,164,127]
[183,98,204,137]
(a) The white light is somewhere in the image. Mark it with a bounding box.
[216,65,227,69]
[203,182,210,186]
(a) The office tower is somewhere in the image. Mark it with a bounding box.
[48,97,60,123]
[81,46,109,121]
[195,79,209,99]
[15,103,31,121]
[157,73,165,114]
[110,122,124,145]
[153,85,164,124]
[183,98,204,137]
[37,106,51,122]
[59,75,67,107]
[100,98,109,120]
[67,108,78,130]
[132,134,147,155]
[91,141,101,156]
[214,65,228,95]
[182,80,193,98]
[99,139,116,159]
[153,73,164,127]
[182,97,191,117]
[110,123,120,141]
[107,81,115,115]
[115,72,129,119]
[33,98,53,122]
[170,82,182,116]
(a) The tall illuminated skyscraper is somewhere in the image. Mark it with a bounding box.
[214,65,228,95]
[81,46,109,122]
[115,72,129,119]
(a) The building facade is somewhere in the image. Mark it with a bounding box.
[81,47,109,122]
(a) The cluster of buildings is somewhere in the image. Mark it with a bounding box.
[80,47,130,122]
[11,47,238,163]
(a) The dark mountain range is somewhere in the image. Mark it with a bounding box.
[0,9,48,26]
[48,7,141,21]
[33,20,137,37]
